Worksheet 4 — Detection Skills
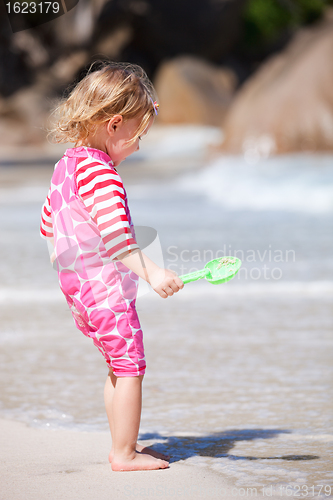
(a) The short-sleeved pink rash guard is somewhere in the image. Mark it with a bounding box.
[40,147,146,377]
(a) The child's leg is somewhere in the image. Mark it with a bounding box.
[104,371,169,471]
[104,371,170,462]
[104,370,117,459]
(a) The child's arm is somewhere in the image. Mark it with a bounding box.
[75,163,182,297]
[117,249,184,298]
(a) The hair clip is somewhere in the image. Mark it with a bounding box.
[151,98,159,116]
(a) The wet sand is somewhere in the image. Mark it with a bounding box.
[0,290,332,498]
[1,418,237,500]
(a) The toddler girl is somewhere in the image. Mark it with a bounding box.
[40,62,183,471]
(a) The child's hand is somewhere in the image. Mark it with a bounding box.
[150,268,184,298]
[117,250,184,298]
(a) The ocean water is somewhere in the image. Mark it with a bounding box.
[0,139,332,493]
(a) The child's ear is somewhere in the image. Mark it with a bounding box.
[107,115,123,136]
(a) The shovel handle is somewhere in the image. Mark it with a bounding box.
[179,268,210,284]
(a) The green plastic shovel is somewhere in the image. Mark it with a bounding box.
[179,256,241,285]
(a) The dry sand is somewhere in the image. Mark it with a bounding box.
[0,418,239,500]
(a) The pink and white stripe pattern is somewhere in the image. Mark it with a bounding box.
[76,159,138,260]
[40,147,146,377]
[40,188,54,239]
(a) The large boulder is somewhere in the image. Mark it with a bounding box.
[0,0,246,145]
[154,56,237,126]
[221,10,333,156]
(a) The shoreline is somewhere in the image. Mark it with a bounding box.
[0,417,240,500]
[1,153,332,497]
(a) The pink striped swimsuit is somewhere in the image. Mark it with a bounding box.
[40,147,146,377]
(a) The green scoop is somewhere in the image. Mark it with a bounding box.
[179,256,241,285]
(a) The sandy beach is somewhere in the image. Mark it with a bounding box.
[1,0,333,491]
[0,133,332,499]
[0,418,239,500]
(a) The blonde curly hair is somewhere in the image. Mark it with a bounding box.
[49,61,158,145]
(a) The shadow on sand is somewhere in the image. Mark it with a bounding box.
[139,429,320,463]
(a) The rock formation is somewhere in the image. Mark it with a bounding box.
[0,0,246,146]
[1,0,332,151]
[221,11,333,156]
[154,56,237,126]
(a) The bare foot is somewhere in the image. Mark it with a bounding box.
[109,443,170,463]
[111,452,169,471]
